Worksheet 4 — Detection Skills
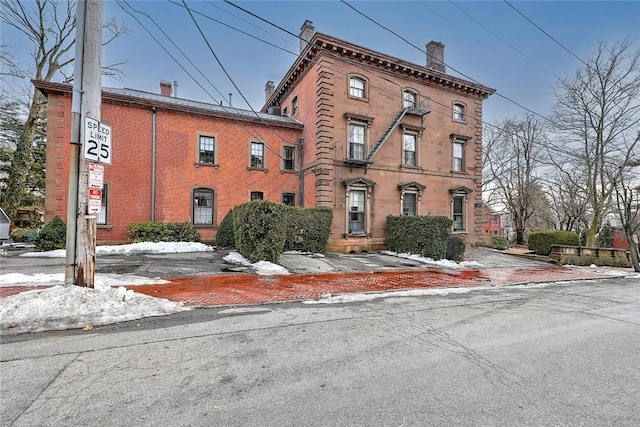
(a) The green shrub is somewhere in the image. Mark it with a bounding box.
[282,206,333,253]
[493,234,509,250]
[527,230,580,255]
[385,215,452,260]
[216,208,236,248]
[233,200,287,263]
[127,221,200,242]
[446,235,466,261]
[35,215,66,251]
[11,227,39,243]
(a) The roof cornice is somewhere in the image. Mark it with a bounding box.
[33,80,304,130]
[263,32,495,110]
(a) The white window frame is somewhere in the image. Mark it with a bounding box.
[403,133,417,166]
[198,135,216,164]
[193,188,214,225]
[98,183,109,225]
[250,142,265,169]
[349,77,366,99]
[403,90,417,108]
[452,195,466,231]
[348,123,366,160]
[283,145,296,171]
[453,103,466,122]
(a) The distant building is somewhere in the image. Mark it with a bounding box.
[35,21,494,252]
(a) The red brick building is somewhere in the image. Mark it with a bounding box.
[35,81,303,244]
[263,22,494,251]
[36,21,494,252]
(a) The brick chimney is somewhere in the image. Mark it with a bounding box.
[426,41,445,73]
[299,20,315,54]
[160,80,172,96]
[265,80,275,103]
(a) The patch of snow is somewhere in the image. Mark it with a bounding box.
[303,286,487,304]
[224,251,290,275]
[19,241,214,258]
[381,250,484,269]
[1,283,188,335]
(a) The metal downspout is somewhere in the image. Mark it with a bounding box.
[298,137,304,207]
[151,107,157,220]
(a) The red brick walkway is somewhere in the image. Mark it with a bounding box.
[0,266,608,306]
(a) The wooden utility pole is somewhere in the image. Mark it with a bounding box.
[66,0,103,288]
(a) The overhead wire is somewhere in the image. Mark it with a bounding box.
[117,0,296,161]
[219,0,587,160]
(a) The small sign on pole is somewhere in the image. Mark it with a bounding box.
[88,162,104,189]
[84,117,112,164]
[88,188,102,214]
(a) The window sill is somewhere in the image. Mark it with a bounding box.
[400,164,422,171]
[452,230,467,234]
[193,224,217,229]
[451,170,467,175]
[344,232,370,238]
[196,162,219,168]
[453,118,467,124]
[247,167,268,172]
[281,169,297,174]
[347,95,369,102]
[97,224,113,230]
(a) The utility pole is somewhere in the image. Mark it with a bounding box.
[65,0,103,288]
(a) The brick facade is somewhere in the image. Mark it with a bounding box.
[36,23,494,252]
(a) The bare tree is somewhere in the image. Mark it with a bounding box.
[551,38,640,247]
[544,168,589,234]
[483,115,548,245]
[0,0,128,219]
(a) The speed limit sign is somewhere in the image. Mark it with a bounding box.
[84,117,112,165]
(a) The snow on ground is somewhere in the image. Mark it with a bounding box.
[1,283,188,335]
[381,250,483,269]
[223,251,290,275]
[2,242,637,334]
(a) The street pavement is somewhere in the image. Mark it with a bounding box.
[1,275,639,426]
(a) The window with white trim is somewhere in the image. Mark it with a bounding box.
[283,146,295,171]
[348,123,366,160]
[193,188,214,225]
[250,142,265,168]
[403,133,417,166]
[453,140,465,172]
[403,90,417,108]
[199,135,215,164]
[453,103,465,122]
[452,195,465,231]
[98,183,108,225]
[251,191,263,201]
[349,77,366,98]
[348,190,366,234]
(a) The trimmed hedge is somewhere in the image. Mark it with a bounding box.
[446,235,466,262]
[35,215,66,251]
[385,215,453,261]
[528,230,580,255]
[11,227,39,243]
[127,221,201,243]
[233,200,287,263]
[282,206,333,254]
[215,208,236,248]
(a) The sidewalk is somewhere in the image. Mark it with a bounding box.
[0,248,614,307]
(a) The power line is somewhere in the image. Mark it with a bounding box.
[339,0,554,125]
[117,0,295,161]
[447,0,535,63]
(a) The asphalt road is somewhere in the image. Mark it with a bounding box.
[2,275,639,426]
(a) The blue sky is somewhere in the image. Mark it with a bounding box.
[5,1,640,123]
